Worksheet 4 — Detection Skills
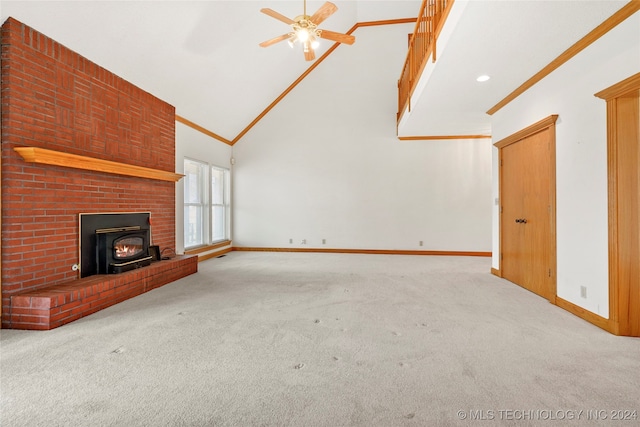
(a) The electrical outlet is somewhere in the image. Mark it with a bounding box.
[289,238,293,244]
[419,241,423,247]
[580,286,587,299]
[322,239,326,244]
[301,239,306,244]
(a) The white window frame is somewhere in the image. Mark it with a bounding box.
[210,165,230,244]
[184,158,230,250]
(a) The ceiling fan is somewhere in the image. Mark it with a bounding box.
[259,1,355,61]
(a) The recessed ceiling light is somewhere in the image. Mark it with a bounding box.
[476,75,491,82]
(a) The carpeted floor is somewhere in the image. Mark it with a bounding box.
[1,252,639,426]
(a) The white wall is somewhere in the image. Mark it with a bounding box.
[491,13,640,318]
[232,23,492,251]
[175,122,233,254]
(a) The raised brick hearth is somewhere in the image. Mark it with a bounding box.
[8,255,197,330]
[1,17,189,329]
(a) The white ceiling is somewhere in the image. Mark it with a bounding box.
[0,1,631,142]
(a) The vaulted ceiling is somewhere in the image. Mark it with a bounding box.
[398,0,631,137]
[1,1,631,143]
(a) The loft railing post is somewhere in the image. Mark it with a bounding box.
[432,0,438,63]
[398,79,401,119]
[409,44,414,91]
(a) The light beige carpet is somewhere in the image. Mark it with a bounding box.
[1,252,639,426]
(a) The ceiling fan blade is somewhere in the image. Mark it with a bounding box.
[319,29,355,45]
[259,34,291,48]
[304,42,316,61]
[260,8,295,25]
[310,2,338,25]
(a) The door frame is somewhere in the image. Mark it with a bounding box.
[494,115,558,303]
[596,72,640,337]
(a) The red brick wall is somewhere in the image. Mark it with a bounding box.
[1,17,177,326]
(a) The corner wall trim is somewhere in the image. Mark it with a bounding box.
[175,115,233,145]
[490,268,501,277]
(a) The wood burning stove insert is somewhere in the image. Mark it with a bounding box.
[79,212,153,278]
[96,226,152,274]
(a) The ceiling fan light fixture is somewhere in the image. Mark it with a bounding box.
[259,1,355,61]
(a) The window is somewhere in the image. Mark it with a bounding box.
[184,159,230,249]
[210,166,228,242]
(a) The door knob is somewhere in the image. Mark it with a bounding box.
[521,219,527,224]
[515,219,520,223]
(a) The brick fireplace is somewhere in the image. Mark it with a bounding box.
[1,17,196,329]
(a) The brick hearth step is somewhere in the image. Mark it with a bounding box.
[8,255,197,330]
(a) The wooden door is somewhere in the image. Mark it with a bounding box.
[501,140,526,287]
[497,116,557,301]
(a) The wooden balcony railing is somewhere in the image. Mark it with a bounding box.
[397,0,454,124]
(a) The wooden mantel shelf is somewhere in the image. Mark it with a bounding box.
[14,147,184,182]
